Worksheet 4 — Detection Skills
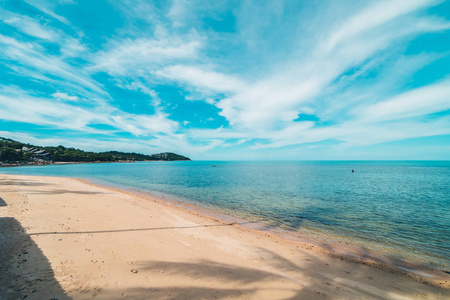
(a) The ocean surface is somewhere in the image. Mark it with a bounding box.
[1,161,449,271]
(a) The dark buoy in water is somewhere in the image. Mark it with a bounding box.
[352,170,354,173]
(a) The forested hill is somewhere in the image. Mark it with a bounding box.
[0,137,190,163]
[104,151,191,161]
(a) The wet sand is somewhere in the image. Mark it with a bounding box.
[0,174,449,299]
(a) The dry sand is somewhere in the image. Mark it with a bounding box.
[0,174,449,299]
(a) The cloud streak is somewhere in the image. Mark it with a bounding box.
[0,0,449,159]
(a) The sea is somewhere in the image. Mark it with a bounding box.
[1,160,449,273]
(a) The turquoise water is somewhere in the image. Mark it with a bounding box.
[1,161,449,270]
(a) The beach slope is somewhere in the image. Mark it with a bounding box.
[0,174,448,299]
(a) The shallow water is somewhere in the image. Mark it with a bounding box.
[2,160,449,270]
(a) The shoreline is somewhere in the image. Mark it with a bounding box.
[79,177,449,285]
[0,159,191,168]
[1,174,449,299]
[0,160,136,168]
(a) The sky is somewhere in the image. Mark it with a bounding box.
[0,0,449,160]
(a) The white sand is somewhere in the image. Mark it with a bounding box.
[0,174,448,299]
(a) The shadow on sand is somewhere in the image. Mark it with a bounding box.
[0,178,107,196]
[26,222,257,236]
[0,217,70,300]
[24,189,108,195]
[93,246,450,299]
[1,176,448,299]
[0,178,52,187]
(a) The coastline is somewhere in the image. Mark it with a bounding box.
[1,174,449,299]
[80,177,449,281]
[0,161,137,167]
[80,177,450,284]
[1,159,189,168]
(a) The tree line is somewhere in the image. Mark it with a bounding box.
[0,137,190,163]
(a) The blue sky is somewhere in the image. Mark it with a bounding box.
[0,0,449,160]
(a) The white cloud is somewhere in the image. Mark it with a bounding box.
[357,79,450,123]
[60,37,87,58]
[23,0,72,25]
[205,98,216,105]
[115,81,162,107]
[323,0,436,52]
[216,72,328,130]
[1,0,449,159]
[1,15,58,40]
[0,34,106,97]
[52,92,79,101]
[211,0,450,135]
[154,65,246,94]
[235,139,249,145]
[91,37,201,75]
[0,86,178,136]
[111,113,178,136]
[188,74,450,150]
[0,91,102,132]
[167,0,192,28]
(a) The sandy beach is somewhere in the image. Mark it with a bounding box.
[0,174,448,300]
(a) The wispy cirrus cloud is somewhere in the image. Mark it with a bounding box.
[356,79,450,123]
[154,65,247,94]
[214,0,450,133]
[1,14,58,40]
[0,0,449,159]
[0,85,178,136]
[90,35,202,75]
[22,0,72,25]
[0,33,103,97]
[191,78,450,150]
[323,0,439,52]
[52,92,79,102]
